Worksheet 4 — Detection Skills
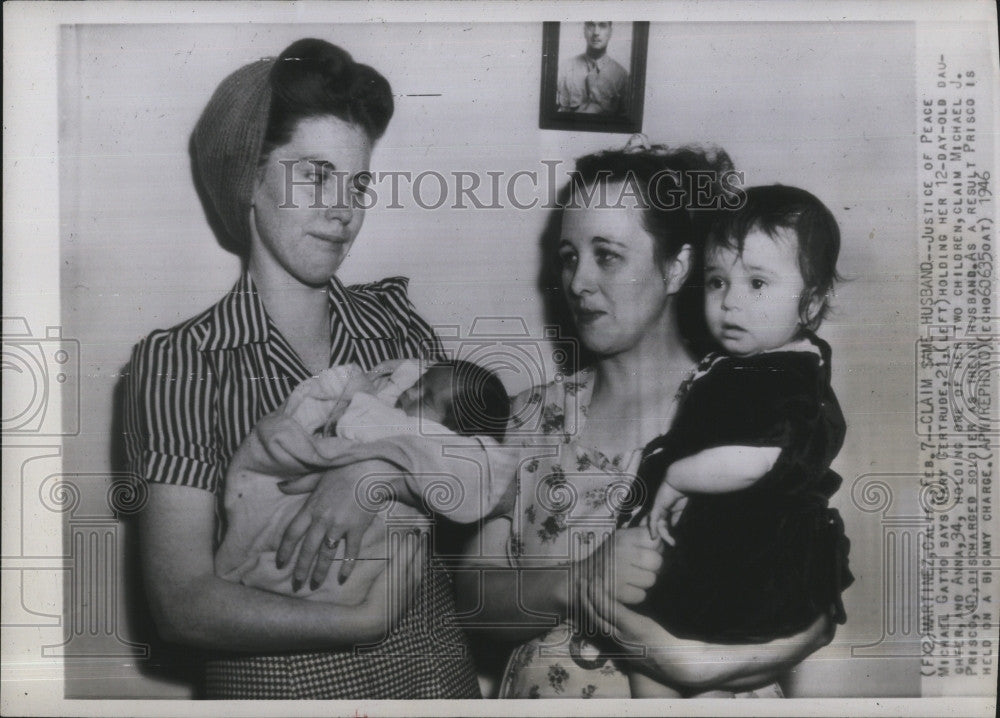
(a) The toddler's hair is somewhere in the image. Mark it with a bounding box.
[706,184,842,330]
[422,360,511,442]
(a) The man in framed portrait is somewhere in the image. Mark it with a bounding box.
[556,21,629,114]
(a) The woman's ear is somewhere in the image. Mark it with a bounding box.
[250,166,265,207]
[663,244,693,294]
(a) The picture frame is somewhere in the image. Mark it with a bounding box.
[539,21,649,133]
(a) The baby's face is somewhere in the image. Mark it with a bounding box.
[395,368,453,425]
[704,228,807,357]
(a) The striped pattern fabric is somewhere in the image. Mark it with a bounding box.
[123,272,442,500]
[123,272,481,699]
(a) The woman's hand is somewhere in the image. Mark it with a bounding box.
[573,526,662,613]
[139,483,424,652]
[276,459,402,590]
[580,574,670,665]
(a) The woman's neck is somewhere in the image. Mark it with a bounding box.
[590,310,696,412]
[578,313,696,462]
[248,259,332,374]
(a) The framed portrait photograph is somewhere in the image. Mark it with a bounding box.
[539,20,649,133]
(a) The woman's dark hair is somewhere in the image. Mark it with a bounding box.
[539,143,738,362]
[568,145,735,263]
[260,38,394,163]
[424,360,511,442]
[191,38,394,257]
[705,184,842,331]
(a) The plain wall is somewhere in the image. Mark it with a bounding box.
[60,21,919,697]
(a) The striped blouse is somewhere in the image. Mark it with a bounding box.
[122,272,481,699]
[124,272,441,495]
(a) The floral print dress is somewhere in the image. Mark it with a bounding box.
[496,368,784,700]
[497,368,653,699]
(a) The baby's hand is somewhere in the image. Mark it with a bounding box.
[282,364,376,434]
[370,359,424,405]
[647,481,687,545]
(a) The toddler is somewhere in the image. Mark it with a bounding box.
[216,358,511,604]
[624,185,854,696]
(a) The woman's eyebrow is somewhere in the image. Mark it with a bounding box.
[592,236,627,249]
[301,158,337,171]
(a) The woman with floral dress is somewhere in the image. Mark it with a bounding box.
[455,141,836,698]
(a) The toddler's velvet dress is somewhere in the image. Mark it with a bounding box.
[623,333,854,643]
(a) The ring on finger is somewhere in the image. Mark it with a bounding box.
[324,535,340,550]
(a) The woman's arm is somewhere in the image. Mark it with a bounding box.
[275,436,527,587]
[300,432,525,523]
[140,482,422,652]
[452,522,663,645]
[451,515,571,644]
[582,574,834,692]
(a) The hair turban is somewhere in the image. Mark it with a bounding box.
[192,58,275,254]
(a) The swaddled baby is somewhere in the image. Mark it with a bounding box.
[216,359,510,604]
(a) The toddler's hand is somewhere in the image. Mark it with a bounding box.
[647,481,687,545]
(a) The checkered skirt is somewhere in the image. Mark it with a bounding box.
[203,563,480,699]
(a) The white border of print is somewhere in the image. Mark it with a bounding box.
[2,1,998,717]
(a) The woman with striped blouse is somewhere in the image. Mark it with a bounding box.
[123,38,481,699]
